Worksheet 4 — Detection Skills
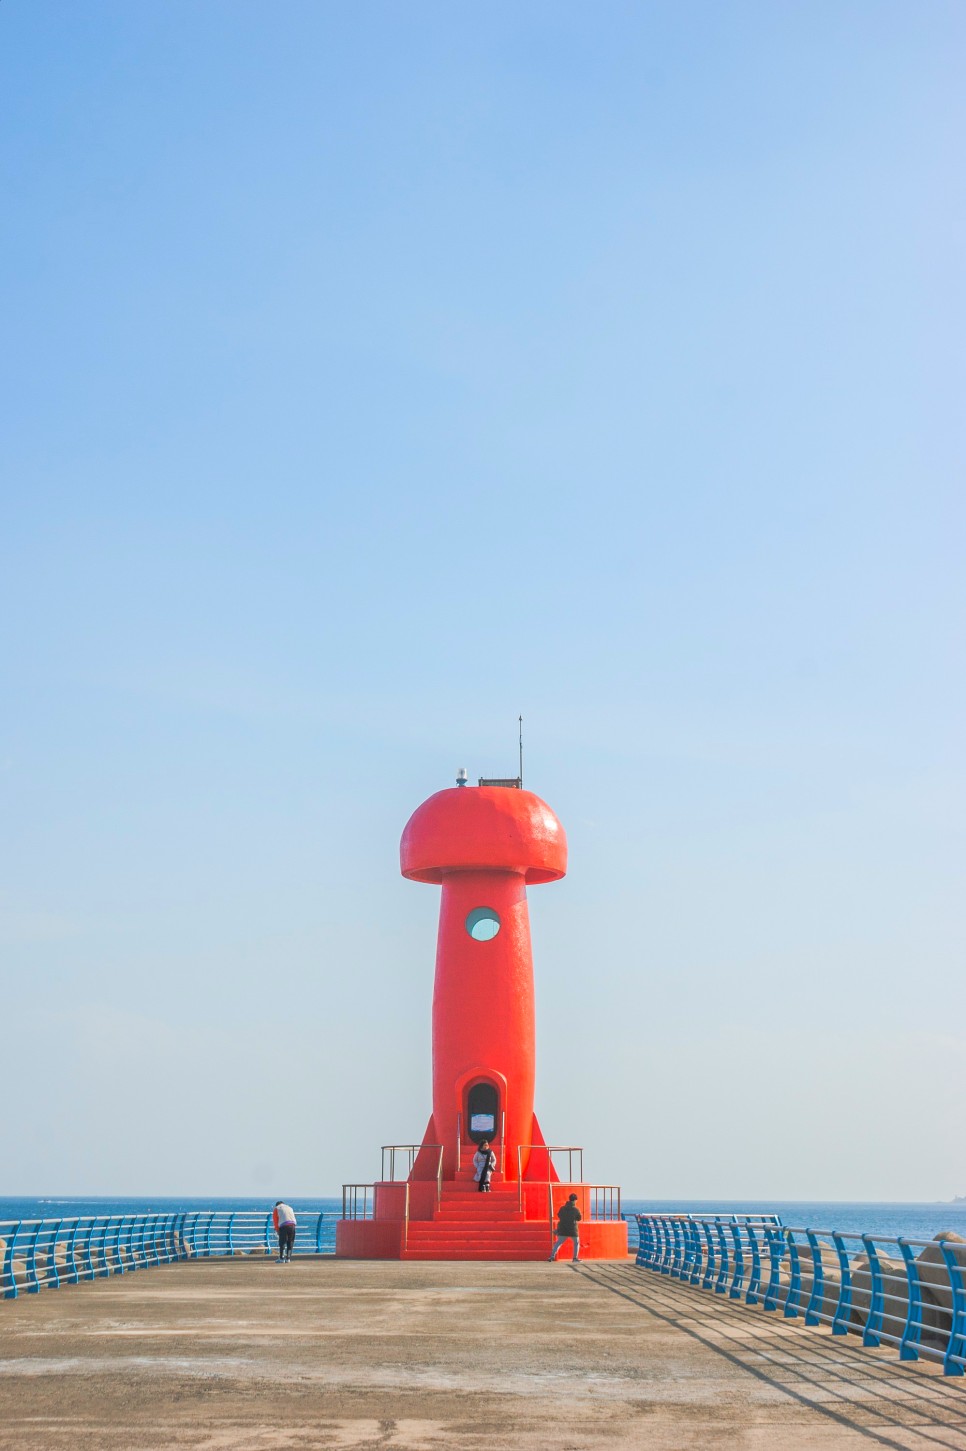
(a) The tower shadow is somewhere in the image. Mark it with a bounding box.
[581,1262,966,1450]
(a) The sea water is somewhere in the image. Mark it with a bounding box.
[2,1196,964,1248]
[625,1200,966,1244]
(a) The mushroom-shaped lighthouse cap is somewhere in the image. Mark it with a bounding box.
[400,786,567,885]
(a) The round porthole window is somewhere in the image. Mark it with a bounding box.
[465,907,501,941]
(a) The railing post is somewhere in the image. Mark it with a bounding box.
[643,1215,653,1266]
[728,1223,745,1300]
[646,1213,661,1271]
[677,1218,690,1279]
[164,1212,178,1263]
[46,1220,63,1291]
[804,1229,825,1325]
[151,1213,162,1265]
[82,1219,96,1280]
[180,1212,194,1259]
[315,1213,325,1254]
[645,1217,658,1268]
[227,1213,236,1256]
[686,1218,702,1285]
[264,1212,273,1257]
[939,1241,966,1377]
[26,1222,43,1292]
[66,1219,81,1284]
[99,1216,113,1276]
[125,1214,138,1269]
[3,1222,20,1299]
[861,1235,884,1347]
[700,1221,716,1289]
[714,1221,730,1294]
[157,1214,170,1264]
[678,1217,692,1278]
[690,1217,704,1284]
[669,1218,685,1278]
[762,1226,783,1311]
[110,1216,125,1275]
[745,1222,762,1305]
[897,1239,922,1362]
[679,1218,694,1281]
[830,1232,853,1336]
[784,1231,802,1318]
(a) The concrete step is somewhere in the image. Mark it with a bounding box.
[405,1251,551,1259]
[406,1232,550,1246]
[407,1223,548,1236]
[443,1188,516,1195]
[434,1210,526,1220]
[404,1250,553,1261]
[407,1224,548,1236]
[436,1196,521,1206]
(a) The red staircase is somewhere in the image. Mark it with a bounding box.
[404,1159,552,1261]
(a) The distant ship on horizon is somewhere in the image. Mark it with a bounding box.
[952,1195,966,1204]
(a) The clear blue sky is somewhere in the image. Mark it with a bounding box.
[2,1,963,1200]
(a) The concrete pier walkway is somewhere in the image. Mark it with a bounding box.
[1,1258,964,1450]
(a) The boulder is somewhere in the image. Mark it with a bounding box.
[914,1232,965,1316]
[849,1253,907,1341]
[778,1239,842,1323]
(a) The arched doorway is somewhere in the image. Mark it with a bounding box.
[466,1081,499,1145]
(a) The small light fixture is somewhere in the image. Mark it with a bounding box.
[456,768,468,787]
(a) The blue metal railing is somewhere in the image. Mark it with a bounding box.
[1,1211,339,1300]
[634,1212,966,1377]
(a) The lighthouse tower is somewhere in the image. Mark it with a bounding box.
[401,781,564,1185]
[336,774,627,1260]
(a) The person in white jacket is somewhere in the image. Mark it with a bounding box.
[272,1201,297,1262]
[472,1140,496,1194]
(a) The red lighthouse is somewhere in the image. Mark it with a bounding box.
[401,782,565,1184]
[336,773,626,1261]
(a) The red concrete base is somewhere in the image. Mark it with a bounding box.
[336,1166,628,1262]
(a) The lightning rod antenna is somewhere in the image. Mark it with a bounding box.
[518,714,523,788]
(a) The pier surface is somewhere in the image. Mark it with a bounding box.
[1,1258,964,1449]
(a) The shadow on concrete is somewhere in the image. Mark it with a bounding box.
[582,1263,966,1451]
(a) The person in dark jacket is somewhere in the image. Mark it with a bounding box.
[549,1193,582,1262]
